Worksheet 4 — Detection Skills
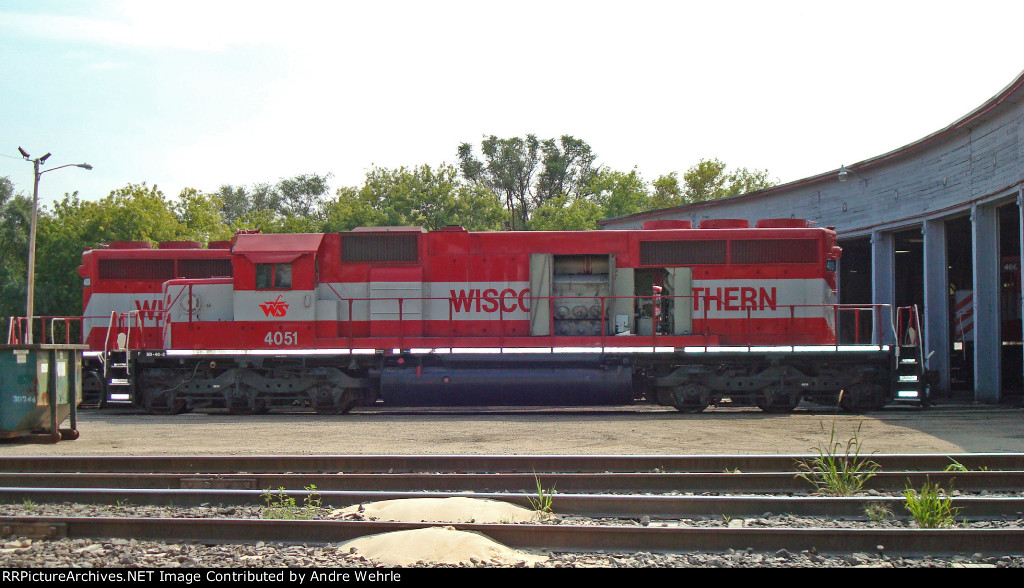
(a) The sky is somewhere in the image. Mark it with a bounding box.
[2,1,1023,210]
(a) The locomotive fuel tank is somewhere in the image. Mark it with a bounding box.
[380,359,636,406]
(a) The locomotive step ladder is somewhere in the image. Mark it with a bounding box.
[100,311,140,407]
[893,305,929,406]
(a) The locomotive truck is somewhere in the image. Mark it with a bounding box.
[65,219,926,414]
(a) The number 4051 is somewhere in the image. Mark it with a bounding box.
[264,331,298,346]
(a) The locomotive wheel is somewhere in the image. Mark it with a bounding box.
[312,384,355,415]
[79,371,103,408]
[755,385,800,414]
[227,386,269,415]
[839,384,886,413]
[141,385,187,415]
[665,383,711,414]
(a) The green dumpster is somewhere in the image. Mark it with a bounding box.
[0,344,85,443]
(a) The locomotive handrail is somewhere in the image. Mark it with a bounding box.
[161,283,191,346]
[157,292,899,350]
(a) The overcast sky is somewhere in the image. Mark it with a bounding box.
[2,1,1023,209]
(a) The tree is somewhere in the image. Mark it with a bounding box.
[216,173,333,230]
[173,188,233,243]
[0,177,29,319]
[535,136,597,207]
[31,185,183,316]
[650,172,684,209]
[529,194,603,231]
[323,164,508,232]
[457,135,540,230]
[682,158,776,204]
[589,167,650,221]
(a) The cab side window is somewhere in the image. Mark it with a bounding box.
[256,263,292,289]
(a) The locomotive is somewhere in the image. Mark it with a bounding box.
[73,219,926,414]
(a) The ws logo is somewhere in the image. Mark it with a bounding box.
[133,299,163,323]
[260,295,290,318]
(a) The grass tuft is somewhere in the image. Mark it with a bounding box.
[261,485,322,520]
[795,420,880,496]
[903,478,961,528]
[527,475,556,514]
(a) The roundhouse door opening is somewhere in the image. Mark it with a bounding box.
[946,216,974,398]
[838,237,871,343]
[999,203,1022,399]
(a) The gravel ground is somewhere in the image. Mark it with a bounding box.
[1,502,1022,568]
[3,403,1022,567]
[2,535,1021,568]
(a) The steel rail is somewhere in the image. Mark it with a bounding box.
[1,470,1022,493]
[2,515,1022,557]
[3,488,1024,519]
[0,454,1020,474]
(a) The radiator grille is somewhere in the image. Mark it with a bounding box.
[98,259,175,280]
[731,239,818,264]
[342,233,419,262]
[178,258,233,278]
[640,240,726,265]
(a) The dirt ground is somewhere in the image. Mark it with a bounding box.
[2,402,1022,456]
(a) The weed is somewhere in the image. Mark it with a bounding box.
[527,475,556,514]
[863,501,893,522]
[903,478,961,529]
[261,485,323,520]
[21,498,36,512]
[945,458,988,472]
[944,459,968,472]
[303,484,322,509]
[795,420,880,496]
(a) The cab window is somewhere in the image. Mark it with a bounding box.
[256,263,292,289]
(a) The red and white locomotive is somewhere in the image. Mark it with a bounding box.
[77,219,922,414]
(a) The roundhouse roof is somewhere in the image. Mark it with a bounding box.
[598,68,1024,227]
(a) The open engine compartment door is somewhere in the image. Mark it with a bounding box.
[529,253,552,336]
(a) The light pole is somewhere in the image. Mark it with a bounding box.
[18,147,92,343]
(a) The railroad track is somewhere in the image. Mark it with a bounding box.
[1,454,1023,561]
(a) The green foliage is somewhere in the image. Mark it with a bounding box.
[944,458,988,472]
[944,459,969,472]
[261,485,323,520]
[535,136,597,206]
[527,476,556,514]
[588,167,650,221]
[0,178,29,319]
[0,145,778,322]
[173,188,233,243]
[324,164,508,232]
[681,158,776,204]
[864,502,893,522]
[650,172,684,210]
[458,135,541,230]
[217,173,333,230]
[795,420,881,496]
[903,479,961,528]
[529,194,603,231]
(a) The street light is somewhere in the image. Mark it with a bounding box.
[18,147,92,343]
